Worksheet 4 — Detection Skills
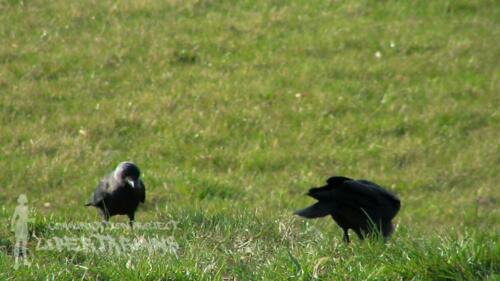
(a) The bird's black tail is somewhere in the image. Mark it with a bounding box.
[84,203,92,207]
[294,202,331,218]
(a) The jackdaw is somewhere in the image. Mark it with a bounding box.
[85,161,146,228]
[295,176,400,242]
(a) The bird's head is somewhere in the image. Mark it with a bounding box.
[114,161,141,188]
[326,176,352,186]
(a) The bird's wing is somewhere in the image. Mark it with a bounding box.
[336,181,378,208]
[136,179,146,203]
[356,180,400,216]
[295,202,333,218]
[340,180,400,219]
[87,178,110,205]
[357,180,400,201]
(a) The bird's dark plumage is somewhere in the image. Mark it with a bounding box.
[295,176,400,242]
[85,161,146,228]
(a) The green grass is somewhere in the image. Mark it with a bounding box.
[0,0,499,279]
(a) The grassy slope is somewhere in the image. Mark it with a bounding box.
[0,0,499,279]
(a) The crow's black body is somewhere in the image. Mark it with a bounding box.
[85,162,145,228]
[295,176,400,242]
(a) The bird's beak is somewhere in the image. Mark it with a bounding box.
[126,178,136,188]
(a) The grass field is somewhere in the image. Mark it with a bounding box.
[0,0,499,280]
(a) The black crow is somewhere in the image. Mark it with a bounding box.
[295,176,400,242]
[85,161,146,228]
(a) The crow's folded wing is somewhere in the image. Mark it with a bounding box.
[340,180,400,220]
[136,179,146,203]
[87,179,109,205]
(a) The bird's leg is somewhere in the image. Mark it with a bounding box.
[382,221,394,240]
[101,217,109,230]
[99,208,110,230]
[127,214,135,230]
[343,229,350,243]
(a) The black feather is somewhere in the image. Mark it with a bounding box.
[295,176,401,242]
[85,162,146,228]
